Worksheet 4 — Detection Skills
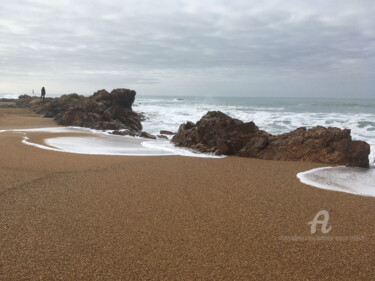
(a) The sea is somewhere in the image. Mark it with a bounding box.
[133,95,375,164]
[2,94,375,197]
[133,95,375,197]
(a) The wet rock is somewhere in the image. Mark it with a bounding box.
[15,89,143,132]
[160,130,175,135]
[111,129,156,139]
[172,111,370,168]
[140,132,157,139]
[157,135,169,140]
[112,129,138,137]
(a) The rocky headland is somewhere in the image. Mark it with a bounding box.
[14,89,155,137]
[171,111,370,168]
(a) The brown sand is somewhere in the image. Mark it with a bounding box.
[0,108,374,280]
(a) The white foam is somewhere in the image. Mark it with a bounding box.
[297,166,375,197]
[2,127,224,158]
[22,136,61,152]
[43,136,175,156]
[20,134,222,158]
[141,139,226,158]
[43,136,225,157]
[134,98,375,164]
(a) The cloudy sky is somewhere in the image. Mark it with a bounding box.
[0,0,374,97]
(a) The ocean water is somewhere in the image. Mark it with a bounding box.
[133,96,375,197]
[134,96,375,164]
[2,95,375,197]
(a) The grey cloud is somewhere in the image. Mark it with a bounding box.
[0,0,374,96]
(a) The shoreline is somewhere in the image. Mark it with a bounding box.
[2,107,373,197]
[1,107,374,280]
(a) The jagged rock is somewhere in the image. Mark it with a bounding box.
[110,88,136,108]
[157,135,169,140]
[15,89,143,132]
[112,129,138,137]
[92,89,136,108]
[18,94,31,99]
[140,132,157,139]
[92,89,112,102]
[171,111,370,168]
[160,130,175,135]
[15,96,39,108]
[111,130,156,139]
[171,111,261,155]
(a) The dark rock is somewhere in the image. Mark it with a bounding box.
[140,132,157,139]
[157,135,169,140]
[111,89,136,108]
[160,130,175,135]
[138,112,146,121]
[171,111,370,168]
[112,129,138,137]
[110,105,142,131]
[15,89,143,132]
[111,129,156,139]
[15,96,38,108]
[172,111,261,155]
[92,89,112,102]
[18,94,31,99]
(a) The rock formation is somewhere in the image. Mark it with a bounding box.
[171,111,370,168]
[160,130,175,135]
[112,129,157,139]
[16,89,143,131]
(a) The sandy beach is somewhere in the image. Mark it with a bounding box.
[1,107,374,280]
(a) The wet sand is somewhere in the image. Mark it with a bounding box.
[1,107,374,280]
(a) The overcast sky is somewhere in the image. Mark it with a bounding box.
[0,0,374,97]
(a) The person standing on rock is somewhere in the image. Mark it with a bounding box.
[41,87,46,101]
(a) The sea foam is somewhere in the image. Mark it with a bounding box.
[134,97,375,164]
[44,136,175,156]
[297,166,375,197]
[3,127,222,158]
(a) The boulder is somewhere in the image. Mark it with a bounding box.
[112,129,139,137]
[140,131,157,140]
[160,130,175,135]
[92,89,136,108]
[16,89,143,132]
[172,111,261,155]
[157,135,169,140]
[111,129,156,139]
[110,88,136,108]
[18,94,31,99]
[171,111,370,168]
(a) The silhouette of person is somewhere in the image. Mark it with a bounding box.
[41,87,46,101]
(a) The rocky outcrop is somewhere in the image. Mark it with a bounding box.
[112,129,157,139]
[160,130,175,135]
[157,135,169,140]
[171,111,370,168]
[15,89,143,131]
